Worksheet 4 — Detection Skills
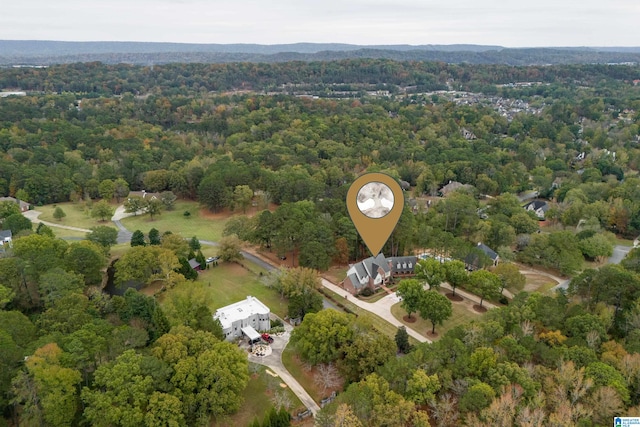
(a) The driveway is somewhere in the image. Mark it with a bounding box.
[247,323,321,415]
[22,210,92,233]
[320,279,431,343]
[609,245,632,265]
[549,245,632,292]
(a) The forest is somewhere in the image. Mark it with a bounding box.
[1,59,640,426]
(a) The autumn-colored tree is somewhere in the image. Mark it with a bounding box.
[334,237,350,265]
[12,343,82,427]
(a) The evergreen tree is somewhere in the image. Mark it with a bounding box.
[395,326,411,354]
[130,230,146,247]
[177,257,198,280]
[148,228,161,245]
[277,407,291,426]
[189,236,201,251]
[53,206,66,221]
[196,250,206,270]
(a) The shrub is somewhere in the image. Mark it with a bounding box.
[359,287,374,297]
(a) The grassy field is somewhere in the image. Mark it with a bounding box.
[37,201,112,230]
[213,364,306,427]
[121,201,228,242]
[320,287,419,346]
[50,228,91,240]
[189,263,288,318]
[615,237,635,247]
[391,298,484,340]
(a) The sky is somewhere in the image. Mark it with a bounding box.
[1,0,639,47]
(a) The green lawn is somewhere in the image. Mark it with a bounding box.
[320,288,419,346]
[37,201,112,230]
[615,237,635,247]
[121,201,228,242]
[50,228,91,240]
[391,298,484,340]
[213,364,305,427]
[194,263,288,318]
[109,243,132,260]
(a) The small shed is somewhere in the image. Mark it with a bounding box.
[188,258,201,271]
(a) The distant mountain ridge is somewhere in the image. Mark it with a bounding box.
[1,40,639,66]
[0,41,507,55]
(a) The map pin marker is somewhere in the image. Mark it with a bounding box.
[347,172,404,257]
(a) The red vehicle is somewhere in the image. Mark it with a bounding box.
[261,333,274,343]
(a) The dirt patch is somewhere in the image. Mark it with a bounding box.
[522,273,558,293]
[446,292,464,302]
[403,315,417,323]
[473,304,488,313]
[426,330,439,338]
[199,207,233,220]
[139,280,166,296]
[253,246,299,269]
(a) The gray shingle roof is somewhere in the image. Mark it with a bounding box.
[477,243,498,261]
[524,200,549,211]
[388,256,417,274]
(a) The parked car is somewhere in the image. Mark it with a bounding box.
[261,333,274,344]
